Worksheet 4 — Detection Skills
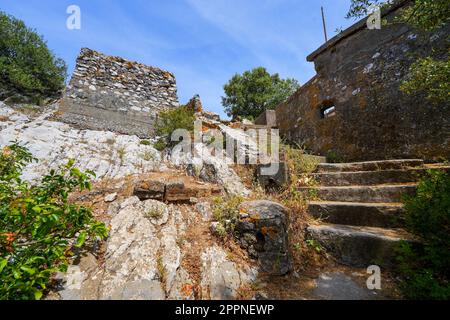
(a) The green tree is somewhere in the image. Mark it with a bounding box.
[346,0,450,105]
[0,11,67,101]
[0,143,108,300]
[222,67,299,120]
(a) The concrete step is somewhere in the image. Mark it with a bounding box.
[307,223,416,268]
[300,184,417,203]
[316,159,424,173]
[308,201,405,228]
[312,168,435,186]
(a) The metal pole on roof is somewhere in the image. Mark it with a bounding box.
[321,6,328,42]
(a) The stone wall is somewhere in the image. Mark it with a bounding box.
[59,48,179,138]
[275,0,450,162]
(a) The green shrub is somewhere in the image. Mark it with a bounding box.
[154,106,195,150]
[397,169,450,300]
[0,12,67,100]
[0,143,108,300]
[212,195,244,224]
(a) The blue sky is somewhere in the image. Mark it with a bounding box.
[0,0,356,118]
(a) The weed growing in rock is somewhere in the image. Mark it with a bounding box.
[153,139,167,152]
[117,146,126,165]
[157,255,167,286]
[140,140,151,146]
[212,195,244,224]
[214,222,228,239]
[140,151,156,162]
[145,206,164,220]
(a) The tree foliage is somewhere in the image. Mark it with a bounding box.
[347,0,450,31]
[346,0,450,105]
[0,11,67,100]
[222,67,299,120]
[400,56,450,104]
[0,143,108,300]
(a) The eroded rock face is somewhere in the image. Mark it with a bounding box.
[0,104,164,182]
[200,246,257,300]
[236,200,292,276]
[171,143,251,197]
[1,101,259,301]
[53,197,257,300]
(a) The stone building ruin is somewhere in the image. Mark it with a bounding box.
[59,48,179,138]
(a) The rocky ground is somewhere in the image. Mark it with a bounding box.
[0,101,401,300]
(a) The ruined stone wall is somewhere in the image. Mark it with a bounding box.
[276,2,450,162]
[59,48,179,138]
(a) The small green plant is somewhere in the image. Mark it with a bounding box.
[396,169,450,300]
[152,139,167,152]
[0,143,108,300]
[140,151,155,162]
[140,140,151,146]
[117,146,126,165]
[156,255,166,285]
[214,222,228,239]
[306,239,323,253]
[212,195,244,224]
[145,206,164,220]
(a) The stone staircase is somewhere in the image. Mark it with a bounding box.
[301,159,447,268]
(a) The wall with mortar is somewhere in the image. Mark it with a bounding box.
[59,48,179,138]
[276,1,450,162]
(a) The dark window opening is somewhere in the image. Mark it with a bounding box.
[255,231,266,251]
[319,101,336,119]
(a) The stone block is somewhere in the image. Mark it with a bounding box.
[256,162,290,190]
[236,200,292,275]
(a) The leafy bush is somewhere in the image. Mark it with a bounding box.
[0,143,107,300]
[0,12,67,101]
[154,106,195,150]
[397,169,450,300]
[222,67,299,120]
